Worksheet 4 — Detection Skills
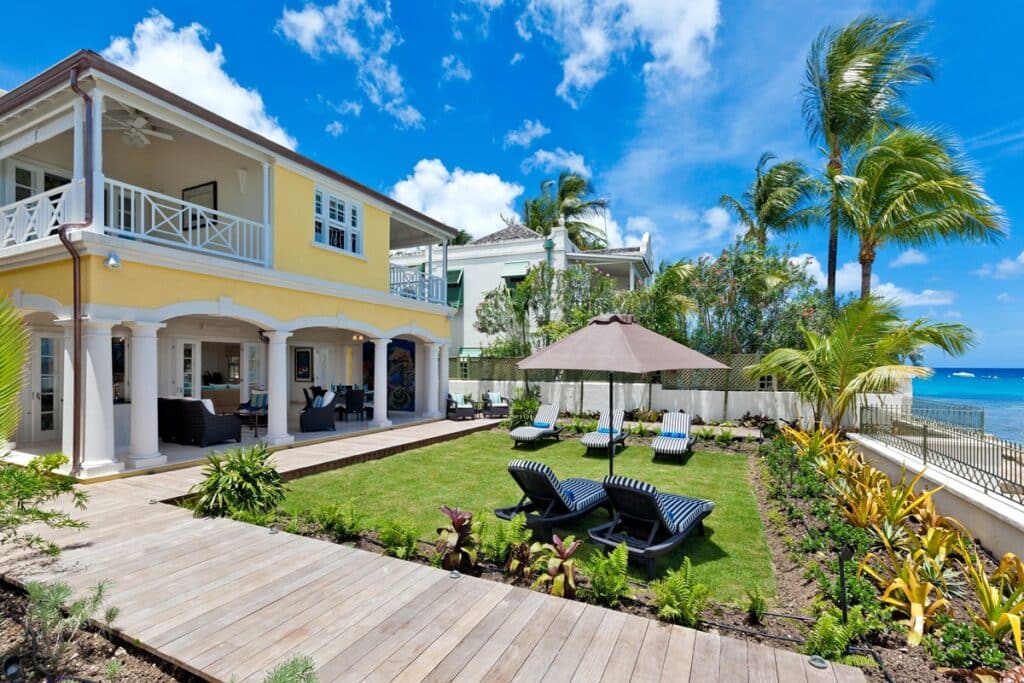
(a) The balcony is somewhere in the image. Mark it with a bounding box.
[0,180,85,248]
[389,263,447,306]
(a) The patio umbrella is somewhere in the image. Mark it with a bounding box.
[518,313,729,476]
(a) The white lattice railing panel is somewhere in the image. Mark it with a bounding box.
[0,181,82,248]
[389,263,446,305]
[104,178,266,265]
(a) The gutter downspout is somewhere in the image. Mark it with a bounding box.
[58,66,93,475]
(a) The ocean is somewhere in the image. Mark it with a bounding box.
[913,368,1024,443]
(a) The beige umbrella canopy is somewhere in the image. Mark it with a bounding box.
[518,314,729,475]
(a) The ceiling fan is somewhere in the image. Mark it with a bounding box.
[104,104,174,146]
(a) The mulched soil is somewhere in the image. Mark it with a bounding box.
[0,580,198,683]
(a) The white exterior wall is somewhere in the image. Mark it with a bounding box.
[449,379,905,426]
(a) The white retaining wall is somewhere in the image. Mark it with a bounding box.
[850,434,1024,559]
[448,379,906,426]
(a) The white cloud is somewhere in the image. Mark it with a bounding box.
[441,54,472,81]
[503,119,550,148]
[974,250,1024,279]
[277,1,423,129]
[510,51,525,65]
[699,206,743,244]
[451,11,469,40]
[325,120,345,136]
[337,99,362,116]
[997,292,1016,303]
[391,159,524,236]
[794,255,955,307]
[103,12,296,149]
[521,147,591,177]
[890,248,928,268]
[517,0,719,106]
[443,103,456,113]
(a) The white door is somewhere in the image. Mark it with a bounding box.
[241,342,265,400]
[30,334,62,443]
[177,339,200,398]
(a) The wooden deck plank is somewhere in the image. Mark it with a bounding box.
[659,626,696,683]
[833,663,867,683]
[688,629,721,682]
[539,604,606,682]
[569,608,628,683]
[600,614,650,682]
[719,635,749,683]
[746,642,781,683]
[474,591,566,681]
[510,599,587,682]
[805,659,839,683]
[774,647,809,683]
[632,620,673,682]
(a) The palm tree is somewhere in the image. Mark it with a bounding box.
[522,171,609,249]
[616,261,695,343]
[746,298,973,431]
[803,16,934,303]
[719,152,821,249]
[837,126,1005,299]
[0,295,28,440]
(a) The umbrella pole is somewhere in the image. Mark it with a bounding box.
[608,372,614,478]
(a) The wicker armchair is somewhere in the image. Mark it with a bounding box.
[180,400,242,447]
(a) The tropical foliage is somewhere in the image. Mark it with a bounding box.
[747,298,973,430]
[522,171,609,249]
[651,557,709,627]
[581,542,631,607]
[803,15,934,302]
[435,505,480,571]
[190,444,285,517]
[531,534,583,598]
[719,151,820,248]
[836,125,1004,298]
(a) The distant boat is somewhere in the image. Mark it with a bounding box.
[950,371,975,378]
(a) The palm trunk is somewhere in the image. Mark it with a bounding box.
[859,240,875,300]
[826,152,843,306]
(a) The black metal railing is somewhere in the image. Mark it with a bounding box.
[860,404,1023,507]
[908,396,985,433]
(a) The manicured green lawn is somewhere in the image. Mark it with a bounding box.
[280,430,775,603]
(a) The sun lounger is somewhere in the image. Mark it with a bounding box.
[580,409,626,452]
[509,404,561,445]
[651,411,693,459]
[495,459,609,537]
[587,475,714,579]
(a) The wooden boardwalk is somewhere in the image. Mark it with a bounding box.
[1,420,864,682]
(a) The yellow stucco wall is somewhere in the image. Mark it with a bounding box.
[272,165,389,292]
[0,256,450,339]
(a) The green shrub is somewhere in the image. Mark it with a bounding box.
[531,534,583,598]
[479,513,532,564]
[229,509,278,526]
[714,429,734,447]
[23,580,120,678]
[745,586,768,624]
[803,606,877,666]
[1,452,88,556]
[506,389,541,430]
[263,654,318,683]
[924,615,1006,670]
[435,506,480,571]
[582,543,631,606]
[652,557,709,627]
[190,444,285,517]
[693,427,716,441]
[310,503,364,541]
[378,518,419,559]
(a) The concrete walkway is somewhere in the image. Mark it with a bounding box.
[2,419,863,682]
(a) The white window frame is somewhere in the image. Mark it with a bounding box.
[313,185,363,256]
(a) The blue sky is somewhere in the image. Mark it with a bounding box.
[3,1,1022,366]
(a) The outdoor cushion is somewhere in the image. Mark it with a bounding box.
[533,421,551,428]
[313,396,324,408]
[487,391,507,406]
[454,395,471,407]
[201,398,216,415]
[249,392,268,410]
[322,391,336,405]
[597,427,620,434]
[604,475,713,535]
[560,478,607,512]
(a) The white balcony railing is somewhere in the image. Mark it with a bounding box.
[104,178,266,265]
[390,263,446,305]
[0,180,84,248]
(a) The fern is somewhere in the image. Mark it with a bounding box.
[377,519,418,559]
[651,557,709,626]
[479,513,532,564]
[263,654,318,683]
[582,543,631,606]
[804,606,877,666]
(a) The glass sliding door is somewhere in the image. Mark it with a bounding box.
[31,334,61,442]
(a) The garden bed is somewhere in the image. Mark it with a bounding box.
[0,579,198,683]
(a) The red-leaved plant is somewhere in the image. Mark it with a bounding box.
[531,534,584,598]
[435,505,480,571]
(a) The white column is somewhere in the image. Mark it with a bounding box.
[90,90,105,232]
[127,322,166,468]
[629,262,636,291]
[59,323,75,458]
[438,343,450,413]
[370,338,392,428]
[72,99,85,179]
[424,343,440,417]
[261,160,271,268]
[265,331,293,446]
[79,319,121,476]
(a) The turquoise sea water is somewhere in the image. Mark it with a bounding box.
[913,368,1024,443]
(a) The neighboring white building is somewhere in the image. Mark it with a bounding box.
[392,225,654,356]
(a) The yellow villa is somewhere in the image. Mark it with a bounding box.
[0,50,456,477]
